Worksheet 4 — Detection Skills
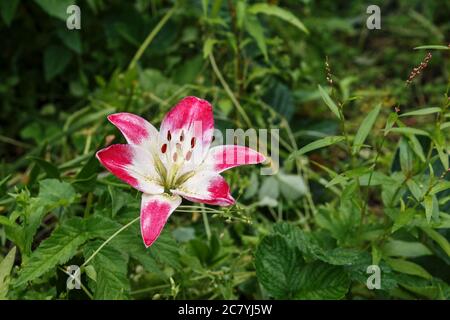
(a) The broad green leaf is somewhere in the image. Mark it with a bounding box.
[440,122,450,130]
[399,107,441,117]
[421,227,450,257]
[295,262,350,299]
[382,240,432,258]
[0,247,16,299]
[352,104,381,154]
[84,241,130,300]
[386,258,432,280]
[388,127,430,136]
[38,179,76,208]
[435,144,449,170]
[34,0,75,20]
[255,235,303,299]
[43,45,73,81]
[245,16,268,61]
[430,181,450,195]
[290,136,345,159]
[0,0,20,26]
[277,172,306,200]
[318,85,341,119]
[406,134,426,162]
[14,218,88,287]
[248,3,309,34]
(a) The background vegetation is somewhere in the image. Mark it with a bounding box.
[0,0,449,300]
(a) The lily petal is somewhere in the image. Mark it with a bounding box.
[159,96,214,165]
[96,144,164,194]
[172,171,235,206]
[140,193,181,247]
[202,145,266,173]
[108,112,159,151]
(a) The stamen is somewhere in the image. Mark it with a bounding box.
[161,144,167,153]
[180,131,184,142]
[191,137,196,148]
[173,152,178,162]
[167,130,172,141]
[185,150,192,161]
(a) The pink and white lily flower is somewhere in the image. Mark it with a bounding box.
[96,96,265,247]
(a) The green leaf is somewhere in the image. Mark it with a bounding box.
[388,127,430,136]
[248,3,309,34]
[290,136,345,159]
[84,241,130,300]
[14,218,88,287]
[38,179,76,208]
[386,258,432,280]
[399,138,414,174]
[382,240,432,258]
[57,29,82,54]
[202,38,217,59]
[352,104,381,155]
[276,172,306,200]
[29,157,60,179]
[245,16,268,61]
[33,0,75,20]
[414,45,450,50]
[384,112,398,136]
[318,85,341,119]
[43,45,73,81]
[421,227,450,257]
[0,0,20,26]
[422,194,439,223]
[295,262,350,299]
[255,235,303,299]
[399,107,441,117]
[440,122,450,130]
[0,247,16,299]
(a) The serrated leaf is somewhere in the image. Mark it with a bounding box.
[14,218,88,287]
[84,240,129,300]
[0,247,16,299]
[399,107,441,117]
[255,235,303,299]
[295,262,350,299]
[352,104,381,155]
[318,85,341,119]
[290,136,345,159]
[248,3,309,34]
[38,179,76,208]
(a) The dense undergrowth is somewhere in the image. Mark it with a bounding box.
[0,0,449,299]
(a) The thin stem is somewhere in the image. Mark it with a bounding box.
[128,5,177,70]
[201,204,212,241]
[81,217,140,268]
[209,53,252,128]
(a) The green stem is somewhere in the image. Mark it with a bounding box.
[128,5,177,70]
[209,53,252,128]
[81,217,140,268]
[201,204,212,241]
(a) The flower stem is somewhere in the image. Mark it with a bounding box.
[81,217,140,268]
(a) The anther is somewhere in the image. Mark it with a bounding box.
[167,131,172,141]
[161,144,167,153]
[191,137,196,148]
